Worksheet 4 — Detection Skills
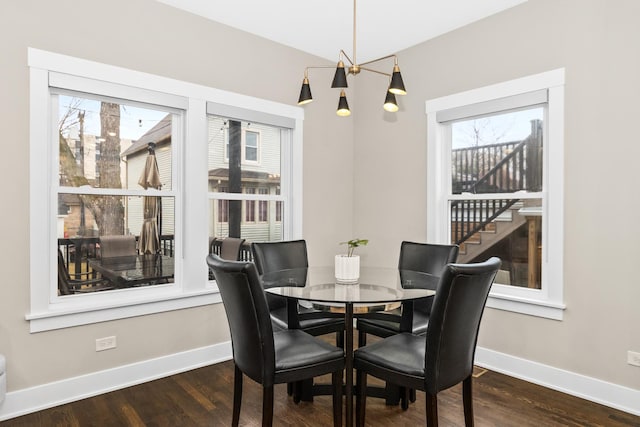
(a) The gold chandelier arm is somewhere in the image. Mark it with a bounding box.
[358,54,397,68]
[358,66,391,77]
[339,49,355,66]
[304,65,341,76]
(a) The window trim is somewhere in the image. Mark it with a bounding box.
[426,68,565,320]
[28,48,304,332]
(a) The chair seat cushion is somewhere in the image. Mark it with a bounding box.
[274,329,344,372]
[354,333,425,378]
[357,309,430,336]
[270,306,344,334]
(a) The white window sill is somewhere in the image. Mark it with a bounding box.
[26,288,222,333]
[486,292,565,320]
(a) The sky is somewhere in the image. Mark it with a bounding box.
[452,107,543,149]
[58,95,169,141]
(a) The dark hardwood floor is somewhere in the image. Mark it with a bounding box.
[2,359,638,426]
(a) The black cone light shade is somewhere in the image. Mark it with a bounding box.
[298,77,313,105]
[331,61,348,88]
[383,90,399,112]
[336,90,351,116]
[388,65,406,95]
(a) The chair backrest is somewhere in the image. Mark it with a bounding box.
[251,240,309,275]
[100,235,137,258]
[206,254,276,386]
[220,237,246,261]
[398,241,459,288]
[424,257,500,394]
[252,240,309,312]
[399,241,460,314]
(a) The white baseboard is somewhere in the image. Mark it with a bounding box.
[475,346,640,417]
[0,341,232,421]
[1,343,637,421]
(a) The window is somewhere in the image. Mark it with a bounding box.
[217,187,229,223]
[426,69,565,320]
[275,188,283,222]
[28,48,303,332]
[245,131,259,162]
[206,106,294,248]
[55,90,178,292]
[258,188,269,222]
[223,126,261,164]
[245,188,256,222]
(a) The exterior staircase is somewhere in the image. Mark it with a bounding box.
[457,202,526,263]
[451,120,543,272]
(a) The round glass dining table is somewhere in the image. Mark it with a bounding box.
[263,267,438,427]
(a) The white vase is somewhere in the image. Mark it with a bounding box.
[335,255,360,283]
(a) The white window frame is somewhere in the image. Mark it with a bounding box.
[426,69,565,320]
[28,48,303,332]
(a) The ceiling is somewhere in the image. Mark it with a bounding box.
[156,0,527,63]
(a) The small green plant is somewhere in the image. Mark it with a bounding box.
[340,238,369,257]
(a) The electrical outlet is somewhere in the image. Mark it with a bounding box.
[95,336,117,352]
[628,351,640,367]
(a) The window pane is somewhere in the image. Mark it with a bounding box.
[451,108,543,194]
[58,94,173,190]
[57,194,175,295]
[451,198,542,289]
[58,194,175,242]
[245,130,259,161]
[207,117,280,193]
[208,199,284,242]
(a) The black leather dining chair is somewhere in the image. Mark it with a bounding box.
[354,257,501,427]
[207,254,345,427]
[356,241,459,346]
[252,240,345,345]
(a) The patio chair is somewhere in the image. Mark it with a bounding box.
[99,235,137,258]
[57,249,114,295]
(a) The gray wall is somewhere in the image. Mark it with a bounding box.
[352,0,640,389]
[0,0,352,392]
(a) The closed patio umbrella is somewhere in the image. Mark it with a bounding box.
[138,142,162,255]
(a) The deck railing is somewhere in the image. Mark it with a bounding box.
[451,122,542,244]
[58,235,175,275]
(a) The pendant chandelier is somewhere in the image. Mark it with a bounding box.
[297,0,407,116]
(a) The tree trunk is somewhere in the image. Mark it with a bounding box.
[96,102,124,236]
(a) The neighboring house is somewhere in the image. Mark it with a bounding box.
[207,116,283,242]
[60,134,132,238]
[121,115,174,237]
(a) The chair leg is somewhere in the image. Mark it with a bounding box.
[463,376,474,427]
[232,365,243,427]
[357,330,366,348]
[356,369,367,427]
[332,370,343,427]
[384,382,401,406]
[298,378,314,402]
[262,385,274,427]
[400,386,410,410]
[426,392,438,427]
[337,330,345,349]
